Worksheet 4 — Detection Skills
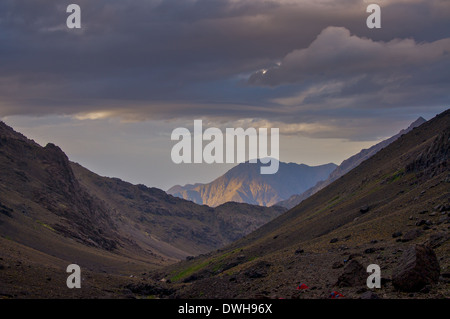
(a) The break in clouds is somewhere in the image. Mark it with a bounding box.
[0,0,449,141]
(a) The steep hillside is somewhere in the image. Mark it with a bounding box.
[168,161,337,207]
[278,117,427,209]
[162,110,449,299]
[0,121,285,298]
[71,162,285,256]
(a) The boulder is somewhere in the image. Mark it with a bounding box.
[438,216,449,224]
[392,244,440,292]
[244,261,271,279]
[332,261,344,269]
[360,205,370,214]
[426,232,449,248]
[335,259,366,287]
[401,229,423,242]
[360,291,381,299]
[392,231,403,238]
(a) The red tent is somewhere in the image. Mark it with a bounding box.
[329,291,344,299]
[296,283,309,290]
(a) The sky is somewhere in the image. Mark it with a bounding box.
[0,0,449,190]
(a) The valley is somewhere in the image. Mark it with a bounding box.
[0,110,448,299]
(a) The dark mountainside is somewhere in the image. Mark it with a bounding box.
[0,121,284,298]
[70,162,285,257]
[168,161,337,207]
[277,117,427,209]
[158,110,449,299]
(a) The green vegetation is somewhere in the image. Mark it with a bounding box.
[328,195,340,204]
[170,248,241,282]
[36,220,55,232]
[389,169,405,183]
[170,259,211,282]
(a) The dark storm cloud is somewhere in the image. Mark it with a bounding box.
[248,26,450,117]
[0,0,449,139]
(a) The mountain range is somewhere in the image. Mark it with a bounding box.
[0,109,448,299]
[168,161,337,207]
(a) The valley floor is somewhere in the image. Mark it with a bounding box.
[1,219,448,299]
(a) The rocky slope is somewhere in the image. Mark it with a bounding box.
[159,110,449,299]
[277,117,427,209]
[168,161,337,207]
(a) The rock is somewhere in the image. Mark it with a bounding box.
[330,238,339,243]
[348,253,362,260]
[335,260,366,287]
[420,285,431,294]
[401,229,423,242]
[360,205,370,214]
[183,274,199,283]
[438,216,449,224]
[245,270,265,279]
[356,287,367,294]
[294,249,304,255]
[392,231,403,238]
[392,244,440,292]
[244,261,271,279]
[381,277,391,285]
[220,261,241,272]
[416,219,432,227]
[332,261,344,269]
[360,291,381,299]
[125,283,175,297]
[426,232,449,248]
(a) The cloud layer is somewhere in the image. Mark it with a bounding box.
[249,26,450,87]
[0,0,449,140]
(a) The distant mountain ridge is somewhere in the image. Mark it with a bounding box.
[276,117,427,209]
[168,161,337,207]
